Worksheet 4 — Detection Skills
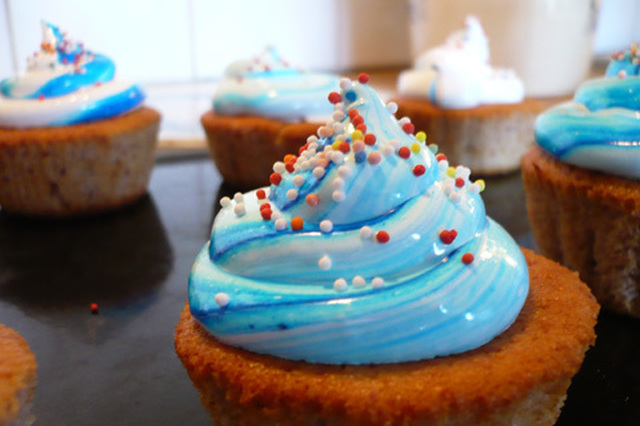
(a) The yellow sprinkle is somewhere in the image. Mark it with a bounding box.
[476,179,486,192]
[446,167,456,178]
[351,130,363,141]
[415,131,427,143]
[332,140,342,151]
[411,142,421,154]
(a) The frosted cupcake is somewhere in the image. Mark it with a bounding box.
[0,325,37,426]
[201,46,340,188]
[176,75,599,425]
[522,43,640,318]
[394,16,547,175]
[0,22,160,217]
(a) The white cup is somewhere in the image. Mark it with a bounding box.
[409,0,600,97]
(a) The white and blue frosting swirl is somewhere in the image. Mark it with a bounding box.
[0,22,145,128]
[190,77,528,365]
[213,46,339,121]
[535,43,640,179]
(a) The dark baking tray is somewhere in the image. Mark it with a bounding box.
[1,157,638,425]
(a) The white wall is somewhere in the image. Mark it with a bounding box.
[594,0,640,56]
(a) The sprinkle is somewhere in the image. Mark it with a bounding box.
[90,303,99,314]
[306,193,319,206]
[345,90,357,102]
[413,165,426,176]
[332,190,346,202]
[270,172,282,185]
[291,217,304,230]
[333,122,344,133]
[340,78,352,91]
[352,115,365,126]
[319,255,332,270]
[376,230,390,243]
[449,192,462,203]
[618,70,627,79]
[333,110,346,121]
[338,165,351,178]
[351,130,364,141]
[260,208,272,220]
[387,102,398,114]
[436,153,448,162]
[372,277,384,289]
[364,133,377,145]
[475,179,486,192]
[398,117,411,126]
[333,178,345,189]
[285,162,295,173]
[234,192,244,203]
[368,152,382,165]
[307,135,319,144]
[455,177,465,188]
[358,73,370,84]
[360,226,373,239]
[215,293,230,307]
[402,122,415,134]
[462,253,475,265]
[355,151,366,163]
[353,140,365,152]
[328,91,342,104]
[348,108,359,119]
[275,218,287,230]
[334,278,348,292]
[411,142,421,154]
[318,126,334,138]
[382,144,395,157]
[438,159,449,171]
[440,229,458,244]
[313,167,325,179]
[428,143,439,154]
[271,211,282,220]
[256,189,266,199]
[293,175,305,187]
[320,219,333,233]
[332,140,342,151]
[352,276,366,288]
[398,146,411,159]
[469,183,481,194]
[339,141,351,153]
[273,162,285,174]
[356,123,367,133]
[38,94,45,101]
[286,189,299,200]
[260,202,271,211]
[415,131,427,143]
[446,167,456,178]
[456,166,471,180]
[219,197,232,208]
[331,151,345,164]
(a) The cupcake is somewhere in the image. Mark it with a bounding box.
[201,46,340,188]
[522,43,640,318]
[0,325,37,426]
[0,22,160,217]
[394,16,548,175]
[176,75,599,425]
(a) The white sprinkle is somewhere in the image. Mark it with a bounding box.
[456,166,471,180]
[438,159,449,171]
[469,183,481,194]
[352,275,366,288]
[332,122,344,133]
[234,203,246,216]
[331,151,344,164]
[300,160,311,170]
[320,219,334,233]
[286,189,299,200]
[308,142,318,152]
[333,110,346,121]
[220,197,232,208]
[293,175,305,187]
[307,135,318,144]
[332,190,346,202]
[449,192,462,203]
[360,226,373,239]
[337,165,351,179]
[382,144,395,157]
[398,116,411,126]
[386,101,398,114]
[443,179,455,195]
[234,192,244,203]
[333,278,348,292]
[275,218,287,230]
[335,102,345,111]
[309,157,318,168]
[273,161,286,174]
[319,255,332,270]
[318,126,334,138]
[271,211,282,220]
[324,145,333,152]
[388,139,400,149]
[333,178,345,189]
[215,292,230,307]
[372,277,384,289]
[339,78,352,91]
[335,133,347,143]
[313,166,326,179]
[293,164,302,172]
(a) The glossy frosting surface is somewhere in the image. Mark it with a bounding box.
[190,77,529,364]
[535,43,640,179]
[398,16,524,109]
[0,22,145,128]
[213,47,339,121]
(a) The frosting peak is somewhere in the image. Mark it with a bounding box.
[190,76,528,364]
[0,22,145,128]
[398,16,524,109]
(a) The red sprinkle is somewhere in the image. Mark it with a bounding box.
[260,209,272,220]
[413,165,426,176]
[348,108,359,119]
[339,141,351,153]
[298,143,309,155]
[291,217,304,231]
[440,229,458,244]
[462,253,475,265]
[455,178,465,188]
[328,91,342,104]
[352,115,364,126]
[402,122,415,134]
[38,94,45,101]
[358,73,370,84]
[285,162,295,173]
[90,303,99,314]
[259,202,271,211]
[436,153,448,162]
[256,189,266,199]
[356,123,367,133]
[364,133,377,146]
[306,193,319,206]
[376,230,390,243]
[398,146,411,159]
[269,172,282,185]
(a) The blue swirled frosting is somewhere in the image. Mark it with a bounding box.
[0,22,145,128]
[190,77,528,365]
[213,46,339,121]
[535,43,640,179]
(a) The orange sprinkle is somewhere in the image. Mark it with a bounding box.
[291,217,304,231]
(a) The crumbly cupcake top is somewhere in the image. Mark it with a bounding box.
[213,46,340,122]
[190,75,528,365]
[0,22,145,128]
[398,15,524,109]
[535,42,640,179]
